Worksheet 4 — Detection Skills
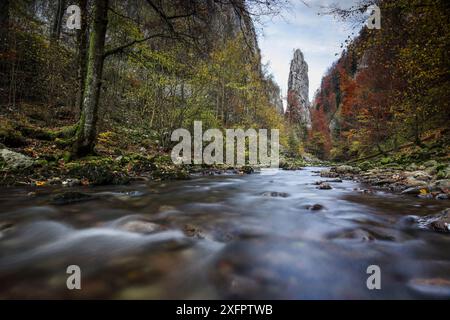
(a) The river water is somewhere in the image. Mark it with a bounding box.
[0,167,449,299]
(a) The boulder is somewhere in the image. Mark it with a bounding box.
[404,177,428,188]
[0,148,34,170]
[429,179,450,193]
[411,171,432,181]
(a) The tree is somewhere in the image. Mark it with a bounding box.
[75,0,89,113]
[71,0,286,156]
[50,0,67,41]
[73,0,109,156]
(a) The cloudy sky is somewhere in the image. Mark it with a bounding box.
[257,0,361,107]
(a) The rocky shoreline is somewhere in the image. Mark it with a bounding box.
[320,164,450,201]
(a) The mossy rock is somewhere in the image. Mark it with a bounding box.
[152,167,190,180]
[357,161,374,171]
[380,157,392,165]
[0,121,26,147]
[66,160,129,185]
[424,160,438,168]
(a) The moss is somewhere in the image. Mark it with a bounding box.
[0,157,6,170]
[65,159,129,185]
[34,159,49,167]
[357,161,374,171]
[380,157,392,165]
[17,125,56,141]
[0,120,26,147]
[55,125,78,139]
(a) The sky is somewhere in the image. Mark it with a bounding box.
[257,0,361,108]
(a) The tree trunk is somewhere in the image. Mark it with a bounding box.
[0,0,10,104]
[73,0,109,157]
[51,0,66,41]
[0,0,9,50]
[75,0,89,114]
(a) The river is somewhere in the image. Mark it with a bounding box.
[0,167,449,299]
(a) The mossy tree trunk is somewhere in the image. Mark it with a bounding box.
[72,0,109,157]
[75,0,89,114]
[0,0,10,104]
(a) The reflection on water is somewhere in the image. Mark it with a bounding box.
[0,168,449,299]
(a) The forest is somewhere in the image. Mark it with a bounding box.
[0,0,289,185]
[308,0,449,166]
[0,0,449,301]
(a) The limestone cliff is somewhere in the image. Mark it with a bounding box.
[287,49,310,127]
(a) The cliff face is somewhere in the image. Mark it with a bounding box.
[209,1,286,114]
[266,78,284,114]
[209,1,260,59]
[287,49,310,127]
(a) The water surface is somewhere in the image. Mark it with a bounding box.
[0,168,449,299]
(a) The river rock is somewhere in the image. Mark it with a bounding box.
[436,194,449,200]
[62,178,81,187]
[0,148,34,170]
[408,171,432,181]
[318,183,332,190]
[418,208,450,233]
[50,191,96,205]
[305,204,325,211]
[404,177,428,188]
[320,170,339,178]
[120,220,160,234]
[429,179,450,193]
[183,224,205,239]
[335,165,360,174]
[401,187,423,195]
[261,191,290,198]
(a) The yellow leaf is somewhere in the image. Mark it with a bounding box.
[419,189,428,195]
[36,181,46,187]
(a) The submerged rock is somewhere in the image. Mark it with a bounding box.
[183,224,205,239]
[120,221,161,234]
[417,209,450,233]
[261,191,290,198]
[436,194,449,200]
[50,192,96,205]
[304,204,325,211]
[317,183,332,190]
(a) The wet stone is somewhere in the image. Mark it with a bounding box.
[261,191,290,198]
[304,204,325,211]
[50,192,96,205]
[317,183,332,190]
[120,221,161,234]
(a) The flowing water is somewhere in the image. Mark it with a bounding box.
[0,167,449,299]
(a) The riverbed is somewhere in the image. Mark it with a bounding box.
[0,167,449,299]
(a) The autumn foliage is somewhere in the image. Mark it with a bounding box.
[308,0,450,160]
